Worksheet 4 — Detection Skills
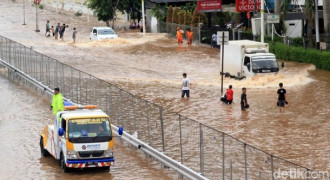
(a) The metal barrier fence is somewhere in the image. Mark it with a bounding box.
[0,35,328,180]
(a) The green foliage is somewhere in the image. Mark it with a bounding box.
[191,7,207,26]
[180,2,196,13]
[39,4,44,9]
[212,12,230,28]
[178,10,185,25]
[150,3,167,21]
[117,0,140,20]
[74,10,82,16]
[166,5,173,23]
[270,42,330,70]
[291,37,304,47]
[85,0,118,26]
[183,11,192,25]
[172,7,179,24]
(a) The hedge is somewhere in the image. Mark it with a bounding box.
[269,42,330,70]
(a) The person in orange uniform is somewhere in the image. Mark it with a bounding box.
[186,28,193,45]
[176,27,183,44]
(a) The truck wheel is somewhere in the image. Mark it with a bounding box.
[60,153,69,173]
[40,137,49,157]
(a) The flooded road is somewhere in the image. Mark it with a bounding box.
[0,0,329,176]
[0,71,173,179]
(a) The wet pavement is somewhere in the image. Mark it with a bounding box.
[0,0,329,177]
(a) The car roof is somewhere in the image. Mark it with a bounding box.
[93,27,113,30]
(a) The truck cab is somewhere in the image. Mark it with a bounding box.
[40,105,122,172]
[242,53,279,77]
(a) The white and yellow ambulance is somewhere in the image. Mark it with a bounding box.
[40,105,122,172]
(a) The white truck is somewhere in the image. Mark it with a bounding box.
[40,104,122,172]
[220,40,279,79]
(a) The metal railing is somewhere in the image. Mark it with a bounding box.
[0,34,328,180]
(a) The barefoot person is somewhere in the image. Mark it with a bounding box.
[277,83,287,113]
[186,28,193,45]
[176,27,183,44]
[241,87,249,111]
[226,85,233,105]
[72,27,77,44]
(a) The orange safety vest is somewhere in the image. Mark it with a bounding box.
[186,31,193,39]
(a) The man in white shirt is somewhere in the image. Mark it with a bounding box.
[181,73,191,98]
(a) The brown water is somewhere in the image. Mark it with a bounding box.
[0,1,329,178]
[0,71,174,179]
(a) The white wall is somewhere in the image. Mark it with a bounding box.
[285,20,303,38]
[291,0,323,6]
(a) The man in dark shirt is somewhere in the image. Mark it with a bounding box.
[241,87,249,111]
[277,83,287,113]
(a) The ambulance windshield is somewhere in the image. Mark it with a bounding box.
[68,118,112,143]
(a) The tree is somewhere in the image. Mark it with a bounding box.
[85,0,119,27]
[172,7,179,24]
[117,0,141,21]
[150,3,167,21]
[191,7,207,26]
[183,11,192,25]
[178,10,185,25]
[166,5,173,23]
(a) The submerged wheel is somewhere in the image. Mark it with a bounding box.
[60,153,69,173]
[40,137,49,157]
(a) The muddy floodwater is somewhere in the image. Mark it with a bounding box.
[0,0,329,178]
[0,71,174,179]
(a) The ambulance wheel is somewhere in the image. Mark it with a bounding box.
[60,153,69,173]
[40,137,49,157]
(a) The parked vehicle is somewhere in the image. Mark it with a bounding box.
[220,40,279,79]
[89,27,118,40]
[40,104,123,172]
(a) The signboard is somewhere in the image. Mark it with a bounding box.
[236,0,261,12]
[197,0,222,13]
[267,15,280,23]
[217,31,229,45]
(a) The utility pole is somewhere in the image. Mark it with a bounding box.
[314,0,320,49]
[261,0,264,42]
[142,0,146,37]
[35,0,40,32]
[23,0,26,25]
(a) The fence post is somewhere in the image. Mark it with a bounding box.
[199,123,204,176]
[159,106,165,153]
[179,114,183,164]
[132,97,137,133]
[258,171,261,180]
[230,159,232,180]
[146,101,151,144]
[244,143,248,180]
[222,133,225,180]
[306,169,309,180]
[119,90,124,127]
[78,71,81,104]
[271,155,274,180]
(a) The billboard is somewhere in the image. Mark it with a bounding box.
[197,0,222,13]
[236,0,261,12]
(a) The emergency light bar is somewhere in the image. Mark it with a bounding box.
[64,105,98,110]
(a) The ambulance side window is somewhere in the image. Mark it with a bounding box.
[61,119,66,134]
